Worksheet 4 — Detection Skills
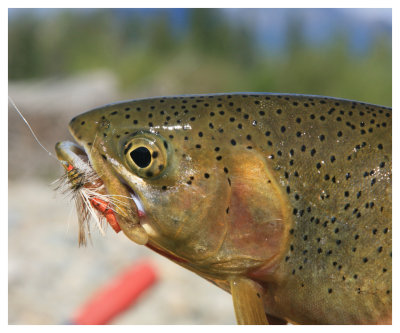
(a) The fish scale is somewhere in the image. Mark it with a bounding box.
[58,93,391,324]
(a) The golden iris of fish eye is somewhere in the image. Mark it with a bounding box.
[124,136,167,178]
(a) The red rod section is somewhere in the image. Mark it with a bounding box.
[71,260,158,325]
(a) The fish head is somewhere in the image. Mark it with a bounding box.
[62,97,289,278]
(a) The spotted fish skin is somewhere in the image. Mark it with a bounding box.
[67,93,391,324]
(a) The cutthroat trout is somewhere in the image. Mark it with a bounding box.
[56,93,391,324]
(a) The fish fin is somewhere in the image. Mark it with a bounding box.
[230,277,269,325]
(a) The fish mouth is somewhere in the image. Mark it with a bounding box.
[55,140,148,245]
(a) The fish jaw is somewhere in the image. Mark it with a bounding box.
[55,139,148,245]
[86,148,148,245]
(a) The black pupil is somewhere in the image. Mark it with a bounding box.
[130,147,151,168]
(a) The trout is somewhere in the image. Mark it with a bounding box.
[55,93,391,324]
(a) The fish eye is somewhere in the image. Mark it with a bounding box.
[130,147,151,168]
[124,134,168,178]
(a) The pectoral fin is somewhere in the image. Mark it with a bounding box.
[230,277,269,325]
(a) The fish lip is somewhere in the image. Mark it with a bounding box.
[65,116,150,244]
[55,141,87,167]
[82,147,149,245]
[64,120,145,222]
[55,140,144,230]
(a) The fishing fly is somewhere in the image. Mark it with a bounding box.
[9,96,127,246]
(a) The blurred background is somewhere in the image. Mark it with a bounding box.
[8,8,392,324]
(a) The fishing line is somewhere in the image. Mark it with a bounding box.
[8,95,58,161]
[9,95,99,243]
[9,96,128,244]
